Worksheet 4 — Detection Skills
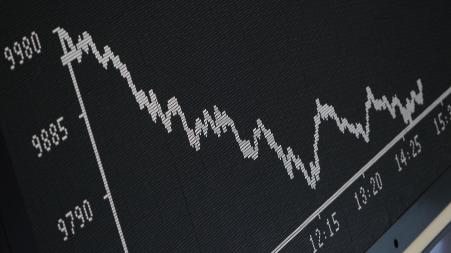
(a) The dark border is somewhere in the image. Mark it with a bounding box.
[368,166,451,253]
[0,132,37,252]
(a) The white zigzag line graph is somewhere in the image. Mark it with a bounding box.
[54,27,424,190]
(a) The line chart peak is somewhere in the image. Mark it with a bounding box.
[53,27,425,190]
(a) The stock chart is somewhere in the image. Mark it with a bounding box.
[1,1,451,252]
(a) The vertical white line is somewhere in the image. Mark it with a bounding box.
[67,63,129,253]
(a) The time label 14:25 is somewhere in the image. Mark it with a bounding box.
[394,134,422,172]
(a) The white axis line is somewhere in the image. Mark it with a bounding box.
[66,63,129,253]
[272,85,451,253]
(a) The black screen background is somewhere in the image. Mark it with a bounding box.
[1,1,451,252]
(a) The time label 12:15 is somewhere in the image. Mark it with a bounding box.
[308,212,340,253]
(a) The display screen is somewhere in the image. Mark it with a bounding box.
[1,1,451,252]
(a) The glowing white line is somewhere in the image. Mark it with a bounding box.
[272,85,451,252]
[53,28,129,253]
[53,27,424,190]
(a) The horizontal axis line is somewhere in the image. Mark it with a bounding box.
[272,85,451,252]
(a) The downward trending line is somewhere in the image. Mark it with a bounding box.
[54,26,424,190]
